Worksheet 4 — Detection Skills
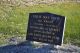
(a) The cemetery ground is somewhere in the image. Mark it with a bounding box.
[0,2,80,47]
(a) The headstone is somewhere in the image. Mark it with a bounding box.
[26,12,66,45]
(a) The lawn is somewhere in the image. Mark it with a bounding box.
[0,2,80,46]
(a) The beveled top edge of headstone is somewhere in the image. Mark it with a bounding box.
[29,12,65,17]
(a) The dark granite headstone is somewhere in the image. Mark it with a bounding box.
[26,13,66,45]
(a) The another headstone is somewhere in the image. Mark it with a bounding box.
[26,12,66,45]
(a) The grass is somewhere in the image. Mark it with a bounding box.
[0,2,80,46]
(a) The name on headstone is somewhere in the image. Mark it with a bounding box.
[26,13,66,45]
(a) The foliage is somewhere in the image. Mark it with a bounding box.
[0,2,80,46]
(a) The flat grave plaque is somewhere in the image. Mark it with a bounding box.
[26,13,66,45]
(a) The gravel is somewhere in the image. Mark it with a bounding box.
[0,41,80,53]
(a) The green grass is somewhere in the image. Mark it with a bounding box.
[0,2,80,46]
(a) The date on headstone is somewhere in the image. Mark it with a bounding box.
[26,12,66,45]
